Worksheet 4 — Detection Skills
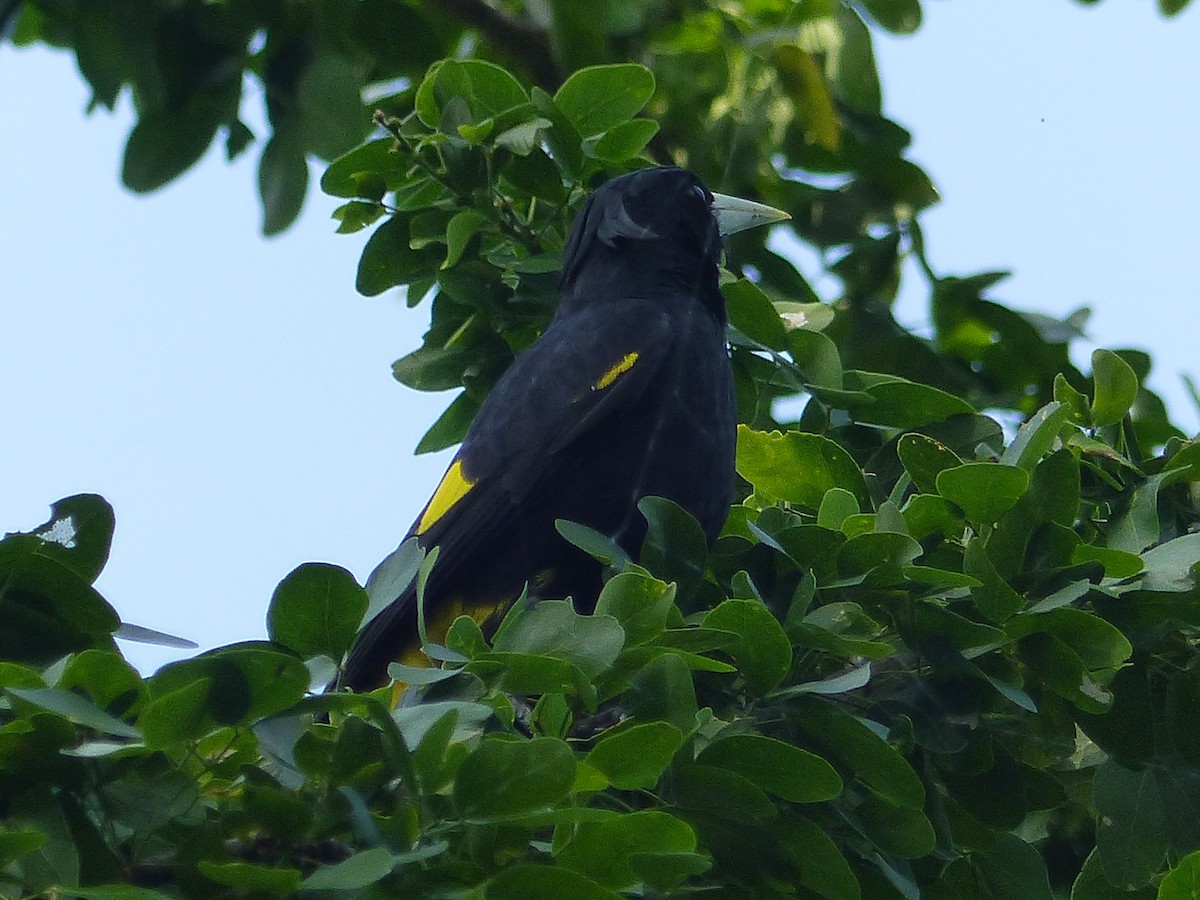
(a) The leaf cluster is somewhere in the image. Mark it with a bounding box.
[4,378,1200,898]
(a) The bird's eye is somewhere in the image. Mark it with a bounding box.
[692,184,708,203]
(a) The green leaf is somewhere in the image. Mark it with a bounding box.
[777,300,835,332]
[481,652,589,698]
[321,137,412,200]
[902,494,964,541]
[556,519,632,569]
[530,87,585,177]
[415,390,480,454]
[148,643,309,726]
[20,493,114,584]
[58,649,142,710]
[725,279,788,350]
[774,45,841,151]
[363,537,424,627]
[972,834,1054,900]
[936,462,1030,524]
[0,827,46,868]
[988,450,1081,576]
[295,53,369,161]
[492,601,624,679]
[1159,850,1200,900]
[1108,473,1168,554]
[454,736,576,816]
[593,571,674,645]
[122,106,221,193]
[626,653,698,732]
[591,118,659,162]
[391,699,495,748]
[702,600,792,696]
[787,816,863,900]
[416,59,529,127]
[555,810,696,889]
[696,734,842,802]
[817,487,859,530]
[829,5,882,114]
[860,0,921,33]
[639,496,708,598]
[443,209,489,269]
[628,851,712,893]
[502,149,567,206]
[1018,631,1112,713]
[553,63,655,137]
[7,687,140,739]
[792,697,924,809]
[837,531,923,579]
[268,563,367,661]
[386,662,460,685]
[258,133,309,236]
[789,328,843,388]
[485,865,619,900]
[784,660,872,696]
[1093,760,1169,890]
[1017,628,1108,715]
[915,602,1006,652]
[244,781,315,843]
[495,117,553,155]
[856,378,975,428]
[584,722,684,790]
[64,888,177,900]
[1071,848,1156,900]
[674,764,777,820]
[1000,401,1071,471]
[1010,608,1132,673]
[736,426,870,508]
[898,433,963,494]
[137,677,210,748]
[198,860,302,896]
[1054,372,1092,426]
[299,848,396,891]
[791,601,892,659]
[1071,543,1144,579]
[392,345,474,392]
[1091,349,1140,427]
[357,214,440,296]
[857,795,936,858]
[0,548,120,664]
[1138,532,1200,592]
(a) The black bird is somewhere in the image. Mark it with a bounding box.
[340,166,787,692]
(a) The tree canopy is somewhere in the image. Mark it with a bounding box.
[3,1,1200,898]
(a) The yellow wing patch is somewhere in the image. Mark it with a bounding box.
[416,458,476,535]
[389,595,512,706]
[593,351,640,391]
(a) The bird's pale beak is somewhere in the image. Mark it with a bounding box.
[710,192,790,237]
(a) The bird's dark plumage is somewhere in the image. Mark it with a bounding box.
[340,166,784,692]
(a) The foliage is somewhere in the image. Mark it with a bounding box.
[7,0,1193,236]
[5,2,1200,899]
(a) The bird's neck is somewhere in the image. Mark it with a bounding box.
[558,249,726,324]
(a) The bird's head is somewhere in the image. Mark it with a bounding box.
[558,166,788,317]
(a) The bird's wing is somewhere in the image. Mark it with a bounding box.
[340,300,676,689]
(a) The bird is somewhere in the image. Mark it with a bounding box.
[339,166,788,692]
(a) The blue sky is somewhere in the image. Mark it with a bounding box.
[2,3,1197,673]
